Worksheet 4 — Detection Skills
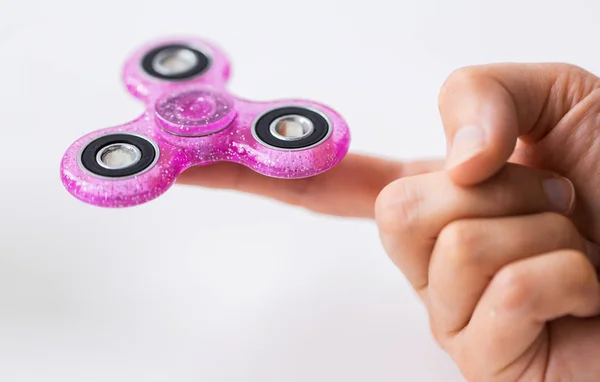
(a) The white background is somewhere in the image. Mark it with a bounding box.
[1,0,599,381]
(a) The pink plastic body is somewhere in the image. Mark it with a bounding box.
[59,36,351,207]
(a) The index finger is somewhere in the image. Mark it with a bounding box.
[176,153,444,219]
[438,63,600,185]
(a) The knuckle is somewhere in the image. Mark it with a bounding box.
[449,344,485,382]
[562,250,597,292]
[375,179,422,233]
[492,250,596,314]
[438,65,482,104]
[553,64,600,100]
[436,221,481,267]
[428,314,456,353]
[492,265,534,312]
[428,317,446,348]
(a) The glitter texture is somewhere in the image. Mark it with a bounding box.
[155,87,236,136]
[60,36,351,208]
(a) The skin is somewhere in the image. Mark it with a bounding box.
[176,63,600,381]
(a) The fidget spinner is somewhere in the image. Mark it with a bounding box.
[59,36,351,207]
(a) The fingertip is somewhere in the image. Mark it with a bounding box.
[440,67,522,186]
[445,127,516,186]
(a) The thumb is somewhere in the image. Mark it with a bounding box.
[438,63,593,185]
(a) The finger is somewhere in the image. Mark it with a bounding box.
[428,212,600,344]
[374,163,575,296]
[176,153,443,219]
[457,250,600,379]
[438,63,600,185]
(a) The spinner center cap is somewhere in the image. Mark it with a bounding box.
[155,87,236,136]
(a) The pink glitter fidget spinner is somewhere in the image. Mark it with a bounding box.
[60,36,351,207]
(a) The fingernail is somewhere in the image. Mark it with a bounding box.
[585,240,600,268]
[542,176,575,213]
[447,125,486,169]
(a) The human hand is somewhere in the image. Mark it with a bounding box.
[177,62,600,381]
[180,64,600,228]
[438,63,600,244]
[374,163,600,381]
[179,157,600,380]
